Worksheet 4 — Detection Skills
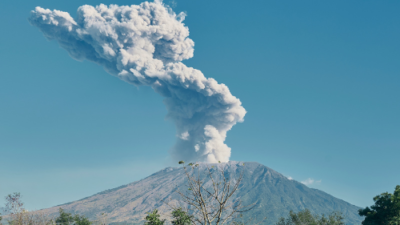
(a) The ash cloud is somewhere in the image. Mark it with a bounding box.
[29,0,246,163]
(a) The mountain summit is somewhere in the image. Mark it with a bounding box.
[39,162,362,224]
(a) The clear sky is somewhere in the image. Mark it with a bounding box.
[0,0,399,211]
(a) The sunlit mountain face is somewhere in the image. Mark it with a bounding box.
[36,161,362,224]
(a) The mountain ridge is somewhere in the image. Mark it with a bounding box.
[38,161,363,224]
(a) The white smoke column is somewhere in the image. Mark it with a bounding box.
[28,1,246,163]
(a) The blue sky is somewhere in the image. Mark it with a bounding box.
[0,0,399,211]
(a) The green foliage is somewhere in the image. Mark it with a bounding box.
[359,185,400,225]
[275,209,345,225]
[74,214,92,225]
[56,208,92,225]
[145,209,165,225]
[178,161,185,165]
[56,208,74,225]
[171,208,192,225]
[0,213,2,225]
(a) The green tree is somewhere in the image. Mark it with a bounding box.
[145,209,165,225]
[73,214,92,225]
[359,185,400,225]
[56,208,74,225]
[171,208,192,225]
[56,208,92,225]
[275,209,345,225]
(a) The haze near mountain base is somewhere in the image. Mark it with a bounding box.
[28,1,246,163]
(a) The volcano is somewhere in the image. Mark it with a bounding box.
[38,162,362,224]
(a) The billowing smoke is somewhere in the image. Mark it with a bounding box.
[29,0,246,163]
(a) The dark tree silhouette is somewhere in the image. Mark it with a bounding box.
[359,185,400,225]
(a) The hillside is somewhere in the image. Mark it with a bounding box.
[38,162,363,224]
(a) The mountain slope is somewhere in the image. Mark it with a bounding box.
[39,162,363,224]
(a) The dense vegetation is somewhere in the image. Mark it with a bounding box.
[358,185,400,225]
[275,209,344,225]
[55,208,91,225]
[144,210,165,225]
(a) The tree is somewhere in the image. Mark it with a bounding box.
[145,209,165,225]
[359,185,400,225]
[55,208,74,225]
[275,209,345,225]
[73,214,92,225]
[56,208,92,225]
[4,192,25,225]
[4,193,24,216]
[171,208,192,225]
[171,161,256,225]
[3,193,53,225]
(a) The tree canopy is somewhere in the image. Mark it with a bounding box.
[145,209,165,225]
[359,185,400,225]
[55,208,91,225]
[275,209,345,225]
[171,208,192,225]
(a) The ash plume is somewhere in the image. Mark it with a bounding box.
[28,0,246,162]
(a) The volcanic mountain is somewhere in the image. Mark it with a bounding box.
[38,162,363,224]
